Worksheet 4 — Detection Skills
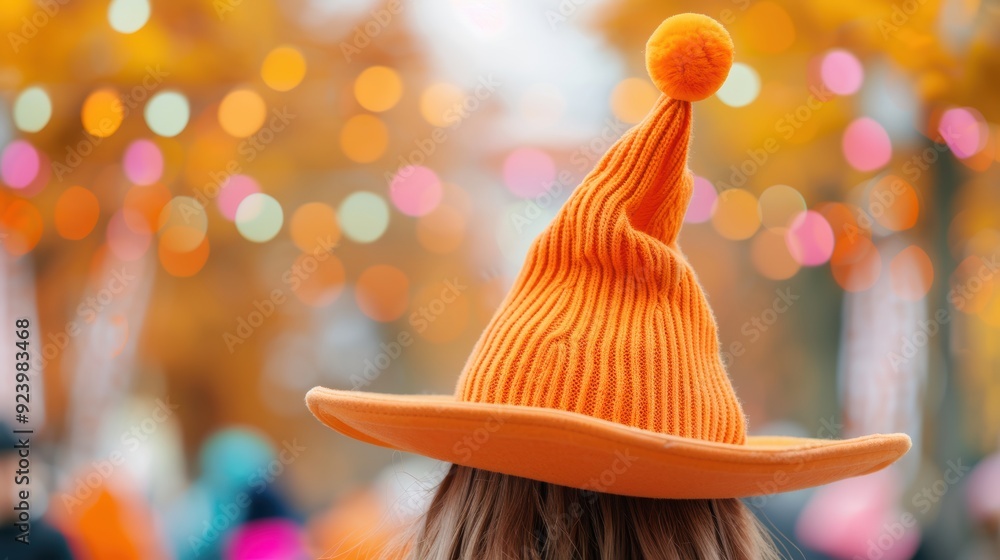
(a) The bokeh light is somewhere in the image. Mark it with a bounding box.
[685,176,717,224]
[339,191,390,243]
[145,91,190,137]
[13,87,52,133]
[82,88,124,137]
[938,107,987,159]
[123,139,164,185]
[108,0,151,34]
[502,148,556,198]
[218,175,261,221]
[610,78,658,124]
[819,201,867,246]
[843,117,892,171]
[218,89,267,138]
[16,151,51,199]
[751,229,800,280]
[831,236,881,292]
[716,63,760,107]
[420,83,466,127]
[389,166,443,217]
[889,245,933,301]
[821,49,864,96]
[290,202,340,254]
[711,189,760,240]
[261,46,307,92]
[159,236,211,278]
[0,199,43,256]
[758,184,806,231]
[354,66,403,113]
[123,183,171,234]
[743,2,795,54]
[785,211,835,266]
[339,114,388,163]
[107,209,152,261]
[235,193,284,243]
[1,140,40,189]
[291,253,345,307]
[869,175,919,231]
[355,264,409,322]
[55,186,100,240]
[159,196,209,252]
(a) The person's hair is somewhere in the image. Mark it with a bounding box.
[398,464,781,560]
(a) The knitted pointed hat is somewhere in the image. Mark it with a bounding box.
[307,13,910,499]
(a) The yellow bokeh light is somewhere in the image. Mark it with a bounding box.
[743,1,796,54]
[339,114,389,163]
[610,78,658,124]
[81,88,124,138]
[711,189,761,240]
[420,83,465,127]
[751,229,800,280]
[218,88,267,138]
[159,236,211,278]
[354,66,403,113]
[261,45,307,92]
[290,202,341,254]
[757,184,806,231]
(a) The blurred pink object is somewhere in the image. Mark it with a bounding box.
[225,518,308,560]
[796,468,920,560]
[967,451,1000,522]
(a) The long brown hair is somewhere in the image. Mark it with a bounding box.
[398,464,782,560]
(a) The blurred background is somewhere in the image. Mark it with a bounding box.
[0,0,998,558]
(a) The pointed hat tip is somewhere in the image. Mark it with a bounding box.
[646,13,734,102]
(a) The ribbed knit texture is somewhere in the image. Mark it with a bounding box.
[455,94,747,445]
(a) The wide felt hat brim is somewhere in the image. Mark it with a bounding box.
[306,387,911,499]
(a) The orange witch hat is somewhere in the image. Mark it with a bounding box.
[306,13,910,499]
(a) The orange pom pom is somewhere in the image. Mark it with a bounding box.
[645,13,734,102]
